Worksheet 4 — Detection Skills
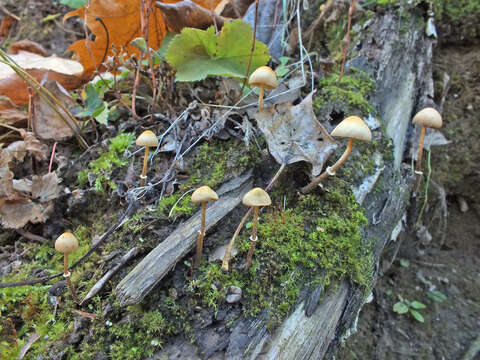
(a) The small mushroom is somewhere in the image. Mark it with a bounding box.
[242,187,271,269]
[412,107,442,173]
[191,185,218,265]
[248,66,278,110]
[136,130,159,186]
[55,232,80,304]
[301,116,371,193]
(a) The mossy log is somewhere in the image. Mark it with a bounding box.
[116,10,434,360]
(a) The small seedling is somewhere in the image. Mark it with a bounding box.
[393,295,426,323]
[427,290,447,303]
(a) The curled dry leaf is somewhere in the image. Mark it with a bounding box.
[0,108,27,127]
[254,92,338,176]
[5,130,47,162]
[0,15,17,38]
[0,199,53,229]
[64,0,222,76]
[0,47,85,109]
[156,0,225,32]
[32,81,83,141]
[9,40,48,56]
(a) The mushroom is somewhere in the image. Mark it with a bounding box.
[242,187,271,269]
[248,66,277,110]
[301,115,371,193]
[412,107,442,173]
[191,185,219,265]
[136,130,159,186]
[55,232,80,304]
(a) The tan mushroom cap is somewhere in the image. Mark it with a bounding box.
[331,116,372,142]
[412,107,442,129]
[136,130,159,147]
[55,232,79,254]
[191,185,218,203]
[248,66,278,90]
[242,187,271,207]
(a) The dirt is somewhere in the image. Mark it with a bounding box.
[337,28,480,360]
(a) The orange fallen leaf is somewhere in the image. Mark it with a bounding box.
[0,47,85,109]
[63,0,223,76]
[0,15,17,39]
[9,40,48,57]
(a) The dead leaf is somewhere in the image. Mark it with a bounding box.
[156,0,225,33]
[0,94,17,109]
[33,81,83,141]
[0,164,14,198]
[31,172,62,202]
[0,198,53,229]
[9,40,48,57]
[0,49,85,109]
[64,0,222,76]
[73,309,97,320]
[219,0,253,18]
[0,108,27,126]
[254,92,338,176]
[0,15,17,38]
[5,131,47,162]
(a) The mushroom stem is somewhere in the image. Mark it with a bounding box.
[63,254,80,304]
[258,87,265,110]
[416,125,426,171]
[301,138,354,193]
[140,146,150,187]
[195,202,207,265]
[245,206,259,269]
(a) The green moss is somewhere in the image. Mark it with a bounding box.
[78,132,135,192]
[434,0,480,22]
[314,71,375,116]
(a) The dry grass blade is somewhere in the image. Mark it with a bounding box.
[0,49,88,149]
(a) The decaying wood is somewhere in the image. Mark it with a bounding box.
[116,171,253,306]
[81,247,141,304]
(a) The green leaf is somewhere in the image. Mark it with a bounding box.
[427,290,447,303]
[399,258,409,267]
[410,309,424,323]
[94,102,109,125]
[410,301,426,309]
[60,0,88,9]
[166,19,270,82]
[393,301,409,314]
[131,37,148,53]
[157,32,176,59]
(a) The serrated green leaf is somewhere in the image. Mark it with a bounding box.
[410,309,424,322]
[393,301,409,314]
[166,20,270,82]
[410,301,426,309]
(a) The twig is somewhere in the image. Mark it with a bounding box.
[48,142,58,173]
[221,163,286,271]
[0,199,137,289]
[81,247,140,304]
[15,229,49,243]
[339,0,357,82]
[241,0,259,92]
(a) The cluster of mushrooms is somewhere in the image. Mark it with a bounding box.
[54,66,443,302]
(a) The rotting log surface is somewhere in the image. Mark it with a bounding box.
[119,10,434,360]
[116,171,253,306]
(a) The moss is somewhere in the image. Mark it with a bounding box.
[313,71,375,116]
[77,132,135,192]
[433,0,480,22]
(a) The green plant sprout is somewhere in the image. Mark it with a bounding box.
[393,295,426,323]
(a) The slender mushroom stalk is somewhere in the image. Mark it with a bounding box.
[248,66,277,110]
[242,187,271,269]
[55,232,80,304]
[301,116,372,193]
[412,107,442,173]
[136,130,159,186]
[191,185,218,265]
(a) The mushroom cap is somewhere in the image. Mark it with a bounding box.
[242,187,272,207]
[55,232,79,254]
[136,130,159,147]
[248,66,278,90]
[331,116,372,142]
[412,107,442,129]
[191,185,219,203]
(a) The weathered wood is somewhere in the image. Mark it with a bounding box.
[116,172,253,306]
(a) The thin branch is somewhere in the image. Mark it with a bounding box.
[241,0,260,92]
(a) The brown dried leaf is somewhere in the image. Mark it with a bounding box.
[0,15,17,38]
[0,49,85,109]
[33,81,82,141]
[0,108,27,126]
[156,0,225,33]
[0,163,14,198]
[0,199,53,229]
[5,131,47,162]
[31,172,62,202]
[254,92,338,176]
[9,40,48,56]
